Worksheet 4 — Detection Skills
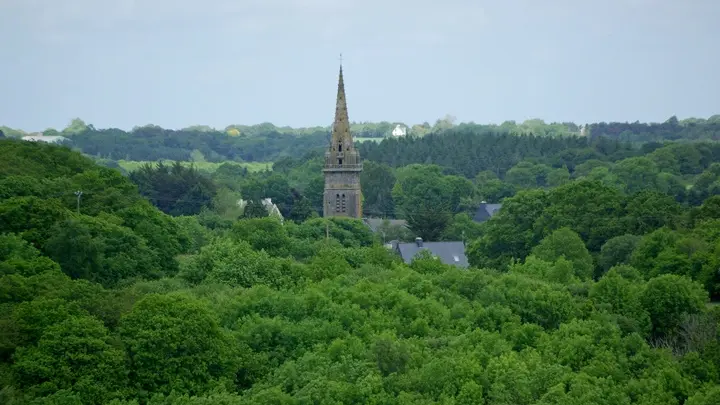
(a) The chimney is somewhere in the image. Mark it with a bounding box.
[415,237,423,247]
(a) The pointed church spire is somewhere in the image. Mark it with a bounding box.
[332,58,352,147]
[322,55,362,219]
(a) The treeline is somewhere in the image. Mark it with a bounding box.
[2,137,720,404]
[114,134,720,250]
[70,126,329,162]
[358,130,603,178]
[4,114,720,163]
[116,133,720,302]
[587,115,720,142]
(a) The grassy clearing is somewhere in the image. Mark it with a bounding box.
[116,160,272,173]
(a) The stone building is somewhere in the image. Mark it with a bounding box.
[323,63,363,218]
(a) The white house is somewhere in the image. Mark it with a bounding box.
[391,125,407,137]
[22,135,69,144]
[261,198,283,220]
[579,125,587,137]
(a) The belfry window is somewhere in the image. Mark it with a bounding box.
[338,143,343,152]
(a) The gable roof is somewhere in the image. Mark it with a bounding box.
[396,241,468,268]
[363,217,408,233]
[473,202,502,223]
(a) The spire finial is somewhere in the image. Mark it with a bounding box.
[339,53,343,66]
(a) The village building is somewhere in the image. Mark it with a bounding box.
[394,237,468,268]
[473,202,502,223]
[21,134,69,144]
[238,198,283,221]
[391,124,407,137]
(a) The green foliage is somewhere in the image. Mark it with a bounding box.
[640,275,708,337]
[597,234,642,276]
[442,213,484,242]
[3,122,720,404]
[530,227,594,281]
[589,267,652,335]
[119,293,236,398]
[467,189,549,269]
[287,217,374,249]
[361,161,396,217]
[0,234,60,278]
[129,161,217,216]
[173,216,210,254]
[232,217,288,255]
[12,315,128,404]
[43,216,162,287]
[0,141,192,287]
[68,124,329,162]
[183,238,302,289]
[242,200,269,219]
[393,165,457,240]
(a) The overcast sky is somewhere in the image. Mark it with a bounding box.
[1,0,718,131]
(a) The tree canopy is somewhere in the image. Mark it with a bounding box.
[1,120,720,405]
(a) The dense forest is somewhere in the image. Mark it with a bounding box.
[2,131,720,404]
[3,114,720,163]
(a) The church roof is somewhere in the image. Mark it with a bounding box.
[330,63,352,147]
[323,58,362,173]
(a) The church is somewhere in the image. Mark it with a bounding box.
[322,62,363,218]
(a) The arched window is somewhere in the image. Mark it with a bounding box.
[338,143,342,152]
[341,194,347,213]
[335,194,340,212]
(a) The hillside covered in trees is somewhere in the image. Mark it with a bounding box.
[2,126,720,404]
[3,114,719,163]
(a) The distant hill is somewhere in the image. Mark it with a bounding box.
[3,114,719,163]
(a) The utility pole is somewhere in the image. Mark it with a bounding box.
[325,200,330,240]
[74,191,83,214]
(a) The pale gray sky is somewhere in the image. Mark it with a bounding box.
[1,0,718,131]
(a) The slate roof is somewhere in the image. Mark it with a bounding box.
[363,217,408,233]
[473,203,502,223]
[395,240,468,268]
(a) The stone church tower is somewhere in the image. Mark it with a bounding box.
[323,63,362,218]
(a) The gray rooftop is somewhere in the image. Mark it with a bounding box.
[396,239,468,268]
[363,217,408,233]
[473,203,502,223]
